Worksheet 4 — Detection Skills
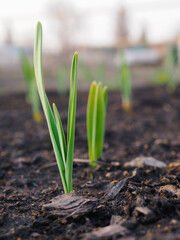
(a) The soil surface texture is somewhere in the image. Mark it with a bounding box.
[0,86,180,240]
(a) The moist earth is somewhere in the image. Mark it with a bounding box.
[0,86,180,240]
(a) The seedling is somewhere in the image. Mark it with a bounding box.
[56,65,68,94]
[87,81,107,167]
[34,22,78,194]
[119,51,132,112]
[19,50,42,123]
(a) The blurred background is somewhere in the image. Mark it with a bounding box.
[0,0,180,92]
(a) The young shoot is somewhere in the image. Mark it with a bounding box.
[19,50,42,123]
[119,51,132,112]
[87,81,107,167]
[34,22,78,194]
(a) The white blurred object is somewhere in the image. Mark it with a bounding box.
[115,47,162,66]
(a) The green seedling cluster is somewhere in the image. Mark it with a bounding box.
[34,22,78,194]
[87,81,108,167]
[119,51,132,112]
[19,50,42,123]
[56,65,68,94]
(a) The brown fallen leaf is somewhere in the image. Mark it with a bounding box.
[106,169,137,200]
[106,177,128,200]
[43,193,98,219]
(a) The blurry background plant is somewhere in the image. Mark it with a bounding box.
[150,45,179,91]
[56,65,68,94]
[79,60,106,85]
[79,60,94,84]
[95,63,106,83]
[87,81,107,167]
[1,1,180,94]
[34,22,78,194]
[119,50,132,112]
[19,50,42,123]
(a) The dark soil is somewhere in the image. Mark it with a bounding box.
[0,86,180,240]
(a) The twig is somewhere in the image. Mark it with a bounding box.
[36,158,95,173]
[74,158,94,163]
[36,158,119,173]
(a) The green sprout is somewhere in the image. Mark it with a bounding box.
[119,51,132,112]
[34,22,78,194]
[56,65,68,95]
[87,81,107,167]
[19,50,42,123]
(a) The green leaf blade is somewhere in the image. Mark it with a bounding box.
[87,81,97,161]
[34,21,68,193]
[53,103,67,165]
[87,82,108,166]
[66,52,78,193]
[93,82,104,160]
[103,86,108,112]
